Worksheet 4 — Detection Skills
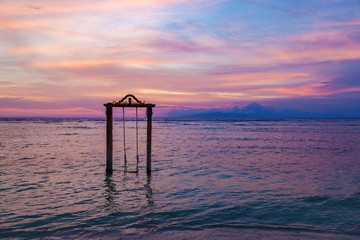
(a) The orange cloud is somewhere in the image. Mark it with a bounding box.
[0,0,182,15]
[261,86,360,96]
[219,72,314,85]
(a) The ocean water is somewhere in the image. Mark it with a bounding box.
[0,118,360,239]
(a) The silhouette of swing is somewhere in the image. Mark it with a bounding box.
[104,94,155,175]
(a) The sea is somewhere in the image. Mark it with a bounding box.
[0,118,359,239]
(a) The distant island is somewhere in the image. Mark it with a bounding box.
[164,103,347,118]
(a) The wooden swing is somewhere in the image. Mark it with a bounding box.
[104,94,155,175]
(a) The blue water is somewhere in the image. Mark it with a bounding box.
[0,118,360,239]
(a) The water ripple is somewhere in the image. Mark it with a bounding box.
[0,119,359,239]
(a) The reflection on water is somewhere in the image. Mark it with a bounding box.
[103,174,154,213]
[0,119,360,239]
[145,176,154,206]
[104,175,117,210]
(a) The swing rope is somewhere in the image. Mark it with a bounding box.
[136,107,139,172]
[122,107,127,169]
[122,106,140,173]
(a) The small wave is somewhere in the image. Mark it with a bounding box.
[34,170,58,174]
[21,144,33,149]
[179,123,201,126]
[194,223,326,233]
[236,137,261,141]
[14,186,38,193]
[302,195,331,203]
[201,127,225,130]
[142,222,358,240]
[66,126,94,129]
[19,157,35,160]
[325,193,360,209]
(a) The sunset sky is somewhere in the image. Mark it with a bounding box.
[1,0,360,117]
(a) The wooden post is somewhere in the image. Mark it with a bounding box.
[105,104,113,175]
[146,106,153,175]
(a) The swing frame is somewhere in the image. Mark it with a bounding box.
[104,94,155,175]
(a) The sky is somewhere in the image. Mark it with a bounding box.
[1,0,360,117]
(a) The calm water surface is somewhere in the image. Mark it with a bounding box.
[0,118,360,239]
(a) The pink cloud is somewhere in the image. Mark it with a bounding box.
[1,0,359,117]
[0,107,103,117]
